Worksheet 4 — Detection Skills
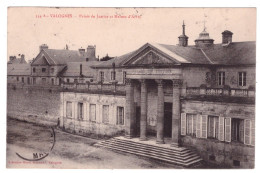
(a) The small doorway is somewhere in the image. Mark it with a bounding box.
[164,102,172,137]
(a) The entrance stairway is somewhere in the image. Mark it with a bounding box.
[94,137,203,167]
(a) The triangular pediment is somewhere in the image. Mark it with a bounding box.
[122,43,184,66]
[31,51,51,65]
[131,50,173,65]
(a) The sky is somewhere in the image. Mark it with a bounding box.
[7,7,256,61]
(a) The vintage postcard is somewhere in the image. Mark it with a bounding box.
[6,7,256,169]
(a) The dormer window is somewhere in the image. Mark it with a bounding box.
[42,68,46,73]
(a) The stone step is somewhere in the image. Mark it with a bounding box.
[98,139,198,160]
[111,138,194,156]
[94,138,203,167]
[95,142,201,164]
[114,137,190,153]
[95,142,202,167]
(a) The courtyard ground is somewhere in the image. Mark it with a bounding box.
[6,118,184,169]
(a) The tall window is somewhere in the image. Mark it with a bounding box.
[42,78,46,84]
[66,101,72,118]
[33,68,36,73]
[231,118,244,143]
[111,71,116,80]
[238,72,246,86]
[27,77,30,84]
[78,103,84,120]
[186,114,197,136]
[208,116,219,139]
[33,78,36,85]
[16,77,19,81]
[21,77,24,83]
[102,105,109,124]
[51,78,54,85]
[100,71,104,83]
[117,107,124,125]
[42,68,46,73]
[217,72,225,85]
[90,104,96,122]
[123,71,126,84]
[67,78,70,83]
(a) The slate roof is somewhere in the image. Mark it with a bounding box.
[32,49,97,65]
[61,61,101,77]
[7,64,31,76]
[92,41,256,68]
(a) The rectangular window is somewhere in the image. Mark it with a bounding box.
[74,78,78,83]
[186,114,197,137]
[123,71,126,84]
[51,78,54,85]
[217,72,225,85]
[67,78,70,83]
[27,77,30,84]
[208,116,219,139]
[100,71,104,83]
[66,101,72,118]
[238,72,246,86]
[22,77,24,83]
[42,78,46,84]
[33,78,36,85]
[231,118,244,143]
[111,71,116,80]
[42,68,46,73]
[117,107,124,125]
[16,77,19,81]
[33,68,36,73]
[90,104,96,122]
[102,105,109,124]
[78,103,84,120]
[50,68,54,73]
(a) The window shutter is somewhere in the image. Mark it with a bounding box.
[225,118,231,142]
[251,120,255,146]
[196,115,201,138]
[181,113,186,135]
[201,115,208,138]
[244,119,251,145]
[218,117,225,141]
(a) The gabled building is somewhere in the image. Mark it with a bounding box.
[8,54,27,64]
[30,44,98,85]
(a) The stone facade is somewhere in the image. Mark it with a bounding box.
[60,92,126,137]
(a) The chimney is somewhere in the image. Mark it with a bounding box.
[178,21,189,47]
[9,56,16,61]
[39,44,48,52]
[86,45,96,61]
[21,54,25,62]
[78,47,85,56]
[222,30,233,44]
[80,64,82,76]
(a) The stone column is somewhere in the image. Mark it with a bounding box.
[171,79,182,147]
[140,79,148,141]
[155,79,165,144]
[125,79,135,138]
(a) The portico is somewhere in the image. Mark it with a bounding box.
[124,70,183,147]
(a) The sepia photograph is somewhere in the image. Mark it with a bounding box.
[6,7,256,169]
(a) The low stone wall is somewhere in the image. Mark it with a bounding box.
[181,136,255,168]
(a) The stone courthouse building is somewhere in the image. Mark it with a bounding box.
[8,23,255,168]
[59,23,255,168]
